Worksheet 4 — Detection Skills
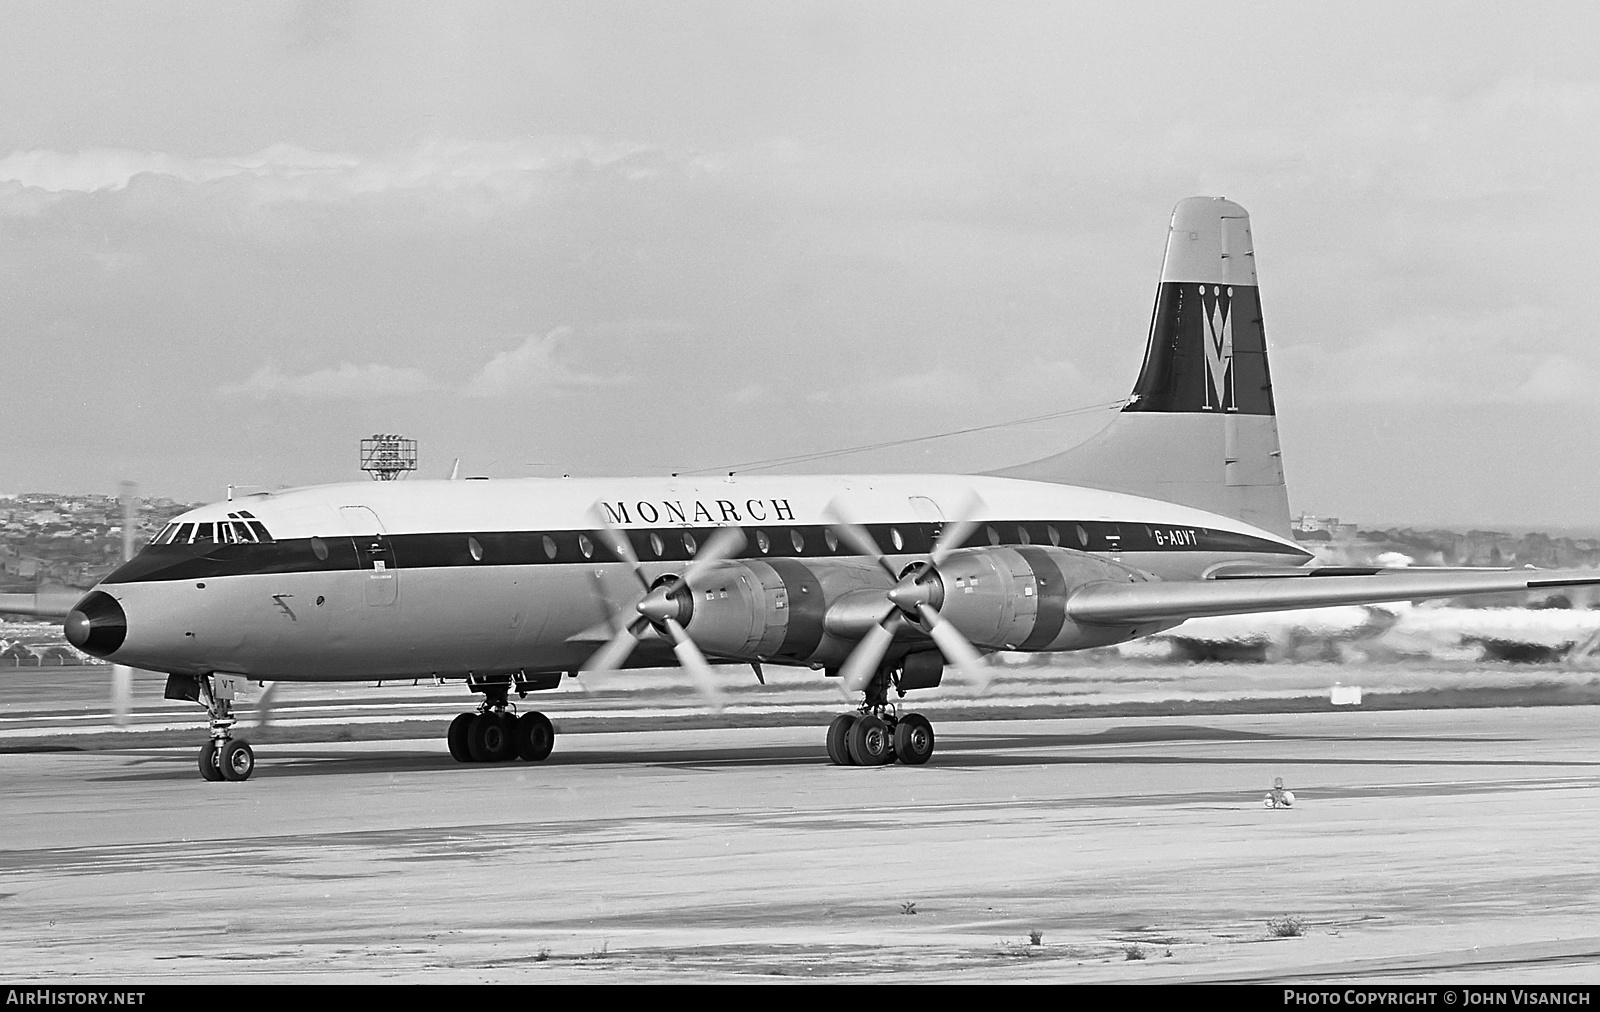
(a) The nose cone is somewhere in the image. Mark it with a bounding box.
[64,591,127,658]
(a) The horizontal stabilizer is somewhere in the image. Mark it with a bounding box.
[1066,568,1600,625]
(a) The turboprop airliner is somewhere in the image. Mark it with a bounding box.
[23,196,1600,782]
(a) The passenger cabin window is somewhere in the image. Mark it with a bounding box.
[468,536,484,562]
[824,530,839,552]
[985,526,1000,546]
[790,529,804,553]
[542,535,558,560]
[683,532,698,556]
[578,534,594,559]
[755,530,770,554]
[311,538,330,561]
[1017,526,1031,545]
[890,528,904,551]
[1047,525,1061,547]
[649,533,664,558]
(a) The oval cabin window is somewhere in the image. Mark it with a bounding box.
[755,530,770,554]
[683,532,698,556]
[790,529,805,553]
[468,536,484,562]
[578,534,594,559]
[542,535,558,559]
[310,537,329,562]
[649,533,665,558]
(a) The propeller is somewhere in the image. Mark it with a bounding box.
[579,507,747,709]
[110,481,136,728]
[825,492,993,695]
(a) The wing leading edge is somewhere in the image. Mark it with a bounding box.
[1066,569,1600,625]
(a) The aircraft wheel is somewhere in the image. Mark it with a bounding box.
[447,712,475,762]
[467,712,516,763]
[826,714,857,766]
[516,711,555,762]
[893,714,935,765]
[219,739,255,782]
[847,715,894,766]
[198,741,225,782]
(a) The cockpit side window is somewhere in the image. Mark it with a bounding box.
[173,523,195,544]
[151,523,178,546]
[217,523,237,545]
[247,521,273,543]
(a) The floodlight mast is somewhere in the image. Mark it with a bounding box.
[359,434,418,481]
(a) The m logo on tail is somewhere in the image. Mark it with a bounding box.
[1201,286,1235,412]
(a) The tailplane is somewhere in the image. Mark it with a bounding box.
[995,196,1291,537]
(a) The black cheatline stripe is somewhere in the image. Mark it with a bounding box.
[101,520,1308,584]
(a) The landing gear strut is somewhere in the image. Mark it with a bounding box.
[447,675,557,764]
[179,673,256,783]
[826,665,936,767]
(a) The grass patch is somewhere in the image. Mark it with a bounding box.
[1267,916,1305,938]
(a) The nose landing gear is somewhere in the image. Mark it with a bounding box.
[171,673,257,782]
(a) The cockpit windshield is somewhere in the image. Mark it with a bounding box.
[150,511,274,546]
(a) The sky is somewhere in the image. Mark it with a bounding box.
[4,1,1600,528]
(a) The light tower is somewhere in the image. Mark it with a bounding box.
[360,434,418,481]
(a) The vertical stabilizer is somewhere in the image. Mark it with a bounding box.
[995,197,1291,537]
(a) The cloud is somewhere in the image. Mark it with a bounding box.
[0,138,697,205]
[218,328,625,401]
[462,327,622,397]
[219,362,437,400]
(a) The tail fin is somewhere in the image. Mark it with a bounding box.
[994,196,1291,537]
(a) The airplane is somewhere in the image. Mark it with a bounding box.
[14,196,1600,783]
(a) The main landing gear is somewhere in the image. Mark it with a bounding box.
[446,677,555,764]
[825,667,936,767]
[171,673,256,783]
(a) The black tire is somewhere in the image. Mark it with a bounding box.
[447,712,476,762]
[893,714,935,765]
[516,711,555,762]
[826,714,858,766]
[219,739,255,782]
[198,741,225,782]
[847,715,894,766]
[467,712,516,762]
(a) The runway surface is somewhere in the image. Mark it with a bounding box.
[4,704,1600,982]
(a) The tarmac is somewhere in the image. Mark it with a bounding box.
[3,667,1599,983]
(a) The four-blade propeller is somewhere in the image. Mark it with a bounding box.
[580,507,746,709]
[824,492,993,695]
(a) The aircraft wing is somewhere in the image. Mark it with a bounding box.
[1066,569,1600,625]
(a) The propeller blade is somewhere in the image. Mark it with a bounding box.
[822,500,901,581]
[589,505,650,592]
[110,664,132,728]
[580,616,650,676]
[681,526,747,587]
[917,603,991,693]
[253,681,280,729]
[665,618,725,710]
[838,619,897,693]
[930,491,987,567]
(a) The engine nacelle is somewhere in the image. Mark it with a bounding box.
[928,545,1173,651]
[680,557,885,665]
